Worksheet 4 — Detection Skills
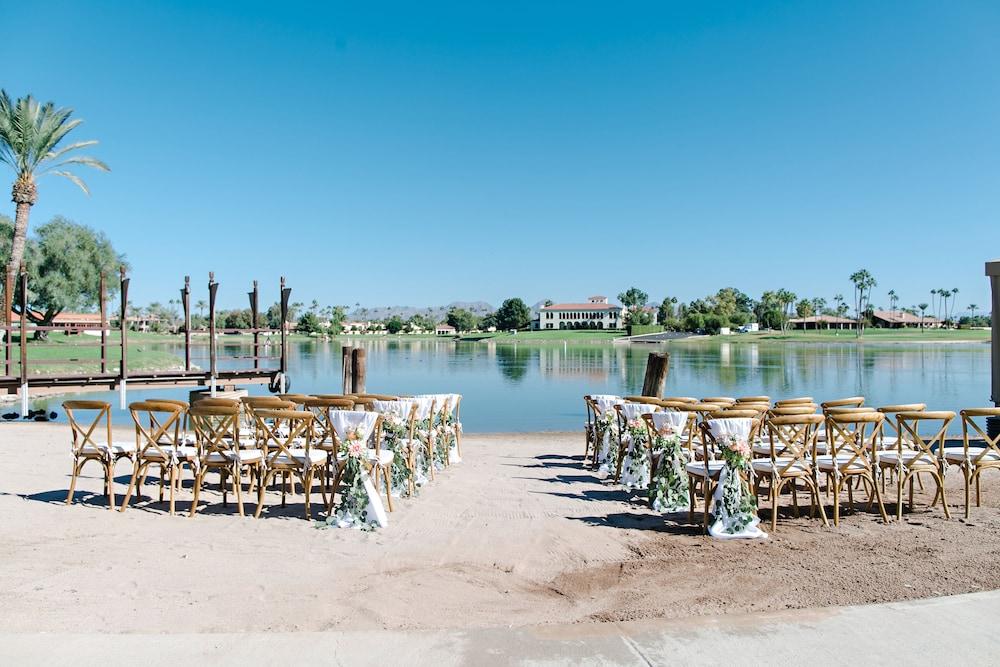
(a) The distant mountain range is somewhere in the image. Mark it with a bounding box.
[347,301,495,322]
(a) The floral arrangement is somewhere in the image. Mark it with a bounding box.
[648,424,689,512]
[381,414,414,496]
[620,418,652,491]
[714,435,758,534]
[594,408,619,471]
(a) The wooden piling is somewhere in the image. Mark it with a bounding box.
[342,346,354,394]
[181,276,191,371]
[208,272,218,386]
[99,273,108,374]
[119,267,129,385]
[352,347,367,394]
[640,352,670,397]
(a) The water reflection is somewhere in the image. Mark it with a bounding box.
[23,338,992,433]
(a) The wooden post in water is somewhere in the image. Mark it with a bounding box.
[640,351,669,397]
[99,273,107,374]
[208,272,218,395]
[352,347,366,394]
[987,260,1000,438]
[119,266,129,409]
[279,277,290,393]
[248,280,259,371]
[181,276,191,371]
[341,346,354,394]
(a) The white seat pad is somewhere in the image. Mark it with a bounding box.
[205,449,264,464]
[816,454,870,472]
[80,441,136,456]
[140,445,198,461]
[272,448,326,466]
[366,449,395,466]
[878,451,936,467]
[685,461,725,477]
[752,459,810,475]
[943,446,1000,464]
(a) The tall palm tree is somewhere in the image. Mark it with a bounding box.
[949,287,959,324]
[968,304,978,322]
[195,299,207,318]
[887,289,898,315]
[917,302,928,331]
[0,91,108,322]
[849,269,877,338]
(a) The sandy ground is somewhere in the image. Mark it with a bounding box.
[2,423,1000,634]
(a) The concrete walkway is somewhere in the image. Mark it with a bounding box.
[5,590,998,666]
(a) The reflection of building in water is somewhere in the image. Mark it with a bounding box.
[536,345,625,383]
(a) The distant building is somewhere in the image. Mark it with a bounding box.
[870,310,943,328]
[435,323,457,336]
[533,295,625,330]
[342,320,386,334]
[788,315,858,330]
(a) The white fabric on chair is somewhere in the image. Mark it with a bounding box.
[593,397,624,473]
[706,418,767,540]
[651,411,688,433]
[80,441,137,456]
[329,410,387,528]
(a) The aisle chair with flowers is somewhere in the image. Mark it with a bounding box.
[643,410,694,512]
[372,398,421,497]
[613,401,661,489]
[119,401,195,515]
[944,408,1000,518]
[753,413,828,531]
[325,410,390,529]
[302,397,355,508]
[63,400,137,510]
[696,416,765,538]
[188,401,264,517]
[589,396,624,472]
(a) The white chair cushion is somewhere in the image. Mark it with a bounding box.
[205,449,264,464]
[816,454,870,472]
[878,451,935,467]
[80,441,136,456]
[272,448,326,467]
[685,461,725,477]
[752,459,811,475]
[943,446,1000,464]
[140,445,198,461]
[366,449,394,466]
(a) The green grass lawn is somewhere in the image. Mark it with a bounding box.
[459,330,625,343]
[3,332,186,376]
[691,328,990,343]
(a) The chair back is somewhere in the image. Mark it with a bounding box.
[825,411,886,471]
[253,408,315,467]
[661,396,698,404]
[701,397,736,407]
[301,397,355,445]
[63,400,113,456]
[328,409,382,456]
[960,408,1000,466]
[642,410,691,453]
[876,404,926,448]
[768,405,818,417]
[277,393,310,407]
[736,395,770,405]
[775,396,814,407]
[623,396,663,405]
[189,402,241,462]
[765,413,824,473]
[350,396,378,411]
[821,396,865,412]
[894,411,956,468]
[699,417,760,463]
[129,401,185,459]
[356,393,399,401]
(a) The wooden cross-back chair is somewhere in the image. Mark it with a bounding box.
[736,395,770,405]
[189,402,264,517]
[878,411,954,520]
[613,401,660,482]
[355,393,399,401]
[372,398,420,496]
[623,396,663,405]
[820,396,866,413]
[701,397,736,407]
[819,411,889,525]
[350,397,377,411]
[946,408,1000,518]
[774,397,815,407]
[327,410,392,512]
[754,413,828,531]
[689,417,762,533]
[253,408,321,519]
[120,401,194,515]
[63,400,136,510]
[240,396,296,440]
[302,397,356,507]
[277,393,311,407]
[147,398,190,438]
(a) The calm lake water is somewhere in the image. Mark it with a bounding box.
[21,338,993,433]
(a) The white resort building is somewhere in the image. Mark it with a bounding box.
[533,296,625,330]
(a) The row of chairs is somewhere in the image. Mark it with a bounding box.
[584,394,1000,531]
[63,391,462,520]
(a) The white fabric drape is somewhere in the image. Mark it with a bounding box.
[593,398,624,473]
[707,418,766,540]
[619,403,658,490]
[329,411,388,528]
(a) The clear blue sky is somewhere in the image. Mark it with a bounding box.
[3,1,998,313]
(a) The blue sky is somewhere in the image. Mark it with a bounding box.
[3,1,999,313]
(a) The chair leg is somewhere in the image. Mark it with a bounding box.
[937,472,950,519]
[976,471,982,507]
[105,460,116,510]
[189,467,206,517]
[254,470,273,519]
[120,462,143,512]
[703,480,712,534]
[233,466,244,517]
[169,464,177,516]
[66,459,81,505]
[807,477,829,527]
[832,476,841,527]
[303,470,313,520]
[791,482,799,518]
[384,466,394,512]
[771,478,782,532]
[896,469,905,521]
[964,467,971,519]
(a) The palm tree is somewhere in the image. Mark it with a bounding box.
[968,304,978,323]
[917,302,928,331]
[849,269,877,338]
[887,289,898,315]
[0,91,108,322]
[948,287,959,324]
[930,289,938,321]
[195,299,207,318]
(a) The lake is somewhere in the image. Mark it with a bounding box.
[19,337,993,433]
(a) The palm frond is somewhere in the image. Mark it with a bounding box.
[49,170,90,195]
[44,155,110,172]
[44,139,98,162]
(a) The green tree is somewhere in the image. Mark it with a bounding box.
[0,215,125,338]
[385,314,404,334]
[795,299,814,319]
[0,92,109,318]
[658,296,678,324]
[446,307,480,332]
[617,287,648,324]
[222,309,252,329]
[480,312,497,330]
[849,269,877,338]
[495,297,531,330]
[917,302,929,331]
[325,305,346,334]
[297,311,323,334]
[407,313,435,331]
